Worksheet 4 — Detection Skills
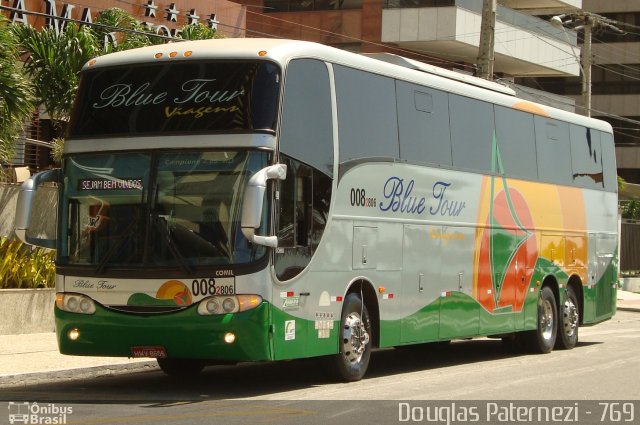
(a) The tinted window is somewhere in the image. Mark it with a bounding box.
[449,94,495,172]
[334,65,399,162]
[494,106,538,180]
[276,155,332,281]
[70,61,280,138]
[535,117,572,185]
[396,81,452,166]
[280,59,333,177]
[570,124,604,189]
[600,131,618,192]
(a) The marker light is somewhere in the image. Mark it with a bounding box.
[258,50,267,57]
[169,51,178,58]
[197,295,262,316]
[154,53,163,59]
[56,293,96,315]
[184,51,193,57]
[68,328,80,341]
[224,333,236,344]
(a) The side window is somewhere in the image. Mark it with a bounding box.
[535,116,572,185]
[494,106,538,180]
[334,65,399,163]
[600,131,618,192]
[280,59,333,177]
[570,124,604,190]
[449,94,495,173]
[276,155,332,281]
[396,81,452,166]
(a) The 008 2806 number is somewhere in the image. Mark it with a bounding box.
[350,188,376,208]
[191,278,235,297]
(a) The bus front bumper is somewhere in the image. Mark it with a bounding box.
[55,302,273,361]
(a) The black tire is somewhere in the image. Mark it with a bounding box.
[157,358,205,377]
[524,286,557,354]
[555,286,579,350]
[331,293,372,382]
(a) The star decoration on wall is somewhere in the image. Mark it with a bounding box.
[208,13,219,30]
[143,0,157,18]
[165,3,179,22]
[187,9,200,25]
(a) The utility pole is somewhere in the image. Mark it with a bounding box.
[551,12,624,117]
[581,15,593,117]
[477,0,496,80]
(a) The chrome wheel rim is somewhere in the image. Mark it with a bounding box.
[342,312,370,364]
[540,298,555,341]
[562,298,578,338]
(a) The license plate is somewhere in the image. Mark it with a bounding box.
[131,346,167,358]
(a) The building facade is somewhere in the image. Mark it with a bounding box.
[241,0,582,77]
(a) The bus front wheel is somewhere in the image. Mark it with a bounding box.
[157,358,205,377]
[331,293,372,382]
[524,286,557,354]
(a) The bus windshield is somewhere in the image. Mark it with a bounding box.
[69,60,280,138]
[59,150,269,271]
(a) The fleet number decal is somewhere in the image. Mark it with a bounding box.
[191,278,235,297]
[350,188,377,208]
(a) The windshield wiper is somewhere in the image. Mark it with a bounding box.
[95,221,137,274]
[151,214,194,275]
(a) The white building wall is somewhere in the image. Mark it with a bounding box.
[381,6,580,76]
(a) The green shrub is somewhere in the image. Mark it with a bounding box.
[0,236,55,288]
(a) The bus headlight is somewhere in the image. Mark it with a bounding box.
[197,295,262,316]
[56,293,96,315]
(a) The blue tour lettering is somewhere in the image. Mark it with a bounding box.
[379,177,426,215]
[429,181,466,217]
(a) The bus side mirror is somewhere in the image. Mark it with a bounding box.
[241,164,287,248]
[14,169,60,249]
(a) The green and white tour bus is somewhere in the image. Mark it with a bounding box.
[14,38,619,381]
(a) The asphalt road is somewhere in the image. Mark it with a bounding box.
[1,310,639,425]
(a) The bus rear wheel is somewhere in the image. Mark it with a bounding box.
[331,293,372,382]
[524,286,557,354]
[157,358,205,377]
[555,286,579,350]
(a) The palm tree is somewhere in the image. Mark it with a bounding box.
[180,22,221,40]
[0,15,35,170]
[12,23,97,131]
[93,8,155,52]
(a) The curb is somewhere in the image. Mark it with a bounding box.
[0,361,158,388]
[617,307,640,313]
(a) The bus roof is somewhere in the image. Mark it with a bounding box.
[83,38,613,134]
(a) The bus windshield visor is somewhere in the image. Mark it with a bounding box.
[59,151,269,271]
[69,60,280,138]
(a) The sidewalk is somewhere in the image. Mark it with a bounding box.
[0,333,157,388]
[1,291,638,388]
[617,289,640,312]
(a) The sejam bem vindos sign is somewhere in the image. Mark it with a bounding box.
[2,0,222,38]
